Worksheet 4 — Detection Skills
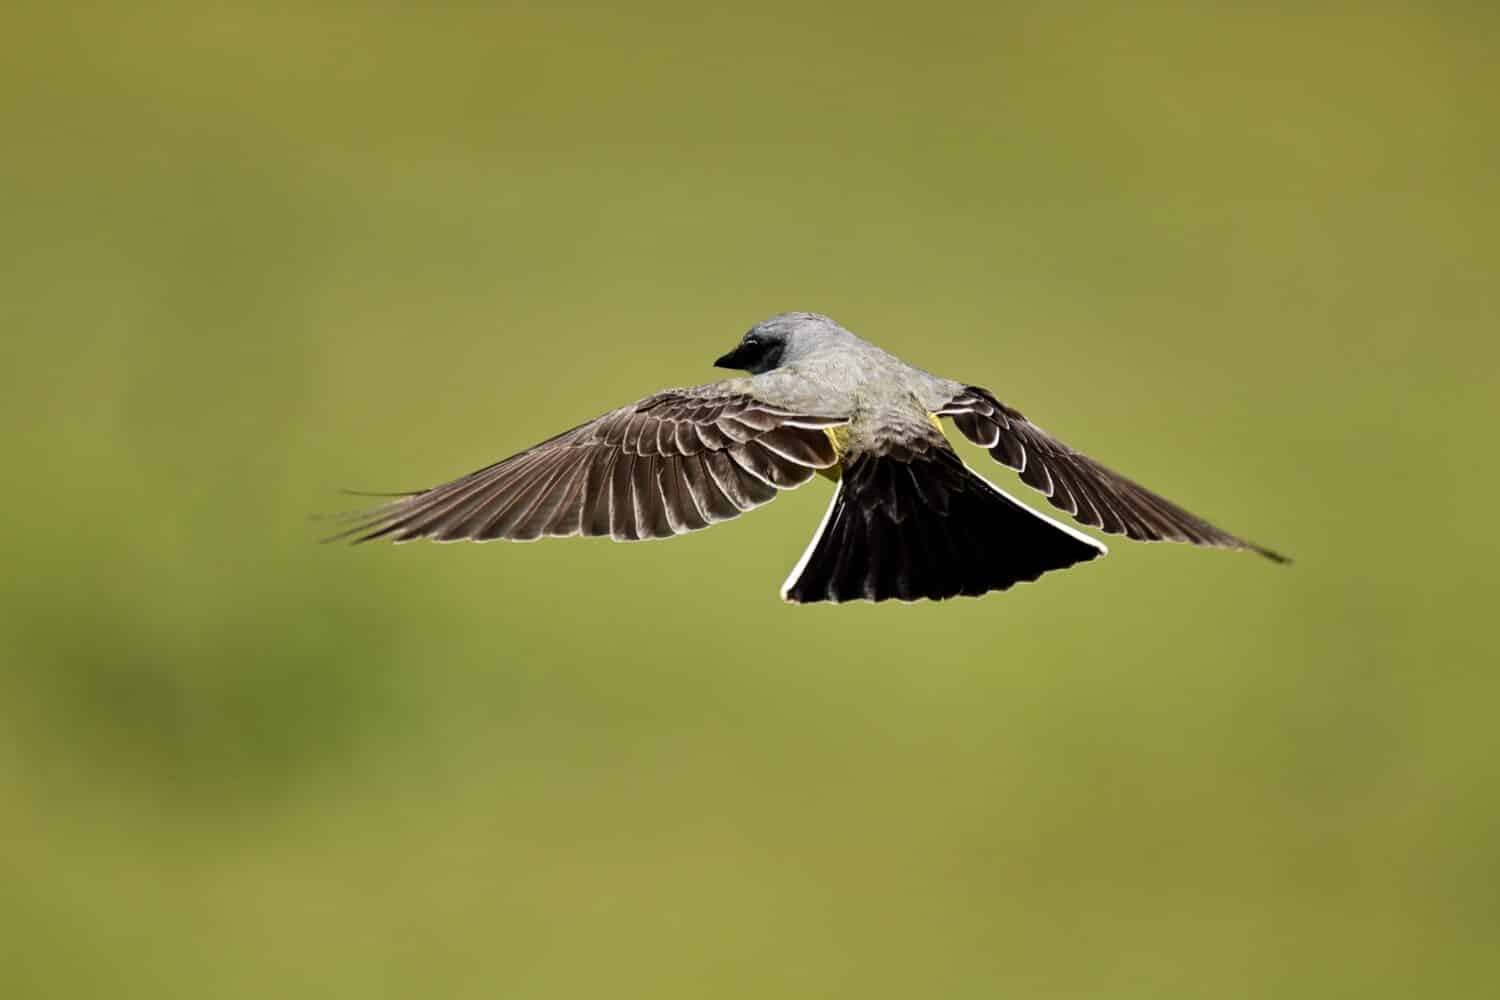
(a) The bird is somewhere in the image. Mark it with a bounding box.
[335,312,1286,603]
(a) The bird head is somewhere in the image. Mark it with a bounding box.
[713,312,851,374]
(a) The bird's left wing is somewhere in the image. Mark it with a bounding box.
[333,385,847,543]
[937,385,1286,562]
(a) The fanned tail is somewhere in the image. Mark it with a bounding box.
[781,449,1106,604]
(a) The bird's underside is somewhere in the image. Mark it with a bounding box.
[334,381,1284,604]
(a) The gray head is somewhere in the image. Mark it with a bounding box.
[713,312,856,374]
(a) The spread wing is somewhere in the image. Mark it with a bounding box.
[938,386,1286,562]
[332,385,847,544]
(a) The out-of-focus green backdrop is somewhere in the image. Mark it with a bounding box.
[3,2,1496,997]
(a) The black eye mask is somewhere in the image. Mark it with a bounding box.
[713,337,785,373]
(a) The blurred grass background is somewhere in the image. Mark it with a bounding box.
[2,1,1497,996]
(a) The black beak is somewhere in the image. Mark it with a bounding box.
[713,344,753,370]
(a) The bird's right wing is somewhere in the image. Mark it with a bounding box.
[332,385,848,543]
[937,385,1286,562]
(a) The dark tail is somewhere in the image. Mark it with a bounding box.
[782,449,1106,604]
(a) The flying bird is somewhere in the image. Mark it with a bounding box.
[337,312,1285,603]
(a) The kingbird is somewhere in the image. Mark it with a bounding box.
[339,312,1284,602]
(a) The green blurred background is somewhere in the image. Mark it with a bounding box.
[3,2,1496,997]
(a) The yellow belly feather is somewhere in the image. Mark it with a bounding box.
[819,417,946,481]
